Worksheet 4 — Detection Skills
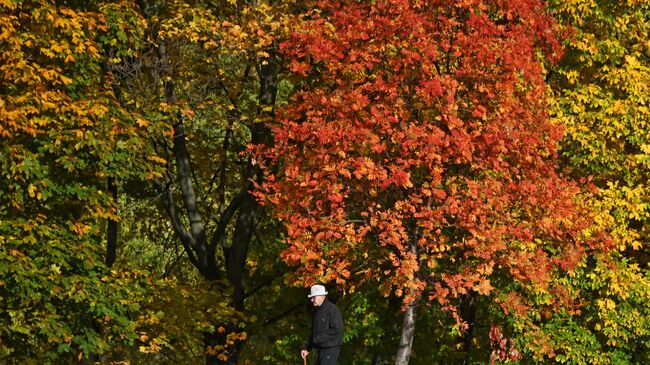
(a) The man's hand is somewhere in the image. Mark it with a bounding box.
[301,349,309,359]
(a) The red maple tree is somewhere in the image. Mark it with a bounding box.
[254,0,609,361]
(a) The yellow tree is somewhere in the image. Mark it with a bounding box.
[538,0,650,363]
[552,0,649,252]
[0,0,167,362]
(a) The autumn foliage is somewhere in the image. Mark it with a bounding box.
[0,0,164,361]
[256,0,610,352]
[3,0,647,363]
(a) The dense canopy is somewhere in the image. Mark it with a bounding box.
[1,0,648,364]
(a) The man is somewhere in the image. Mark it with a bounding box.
[300,284,343,365]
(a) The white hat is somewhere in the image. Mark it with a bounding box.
[307,284,328,298]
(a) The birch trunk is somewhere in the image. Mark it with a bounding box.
[395,298,418,365]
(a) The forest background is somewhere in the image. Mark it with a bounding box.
[1,0,648,364]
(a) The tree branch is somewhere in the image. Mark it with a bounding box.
[208,181,250,250]
[155,177,199,268]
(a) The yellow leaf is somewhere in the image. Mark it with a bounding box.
[60,75,72,85]
[136,118,150,128]
[149,155,167,164]
[27,184,36,197]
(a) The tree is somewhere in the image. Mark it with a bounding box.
[256,0,609,363]
[535,0,650,362]
[103,0,299,363]
[551,0,649,258]
[0,0,165,361]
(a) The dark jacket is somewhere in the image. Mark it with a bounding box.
[305,299,343,350]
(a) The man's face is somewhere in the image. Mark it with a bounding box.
[310,295,326,307]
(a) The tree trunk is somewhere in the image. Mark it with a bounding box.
[395,298,418,365]
[395,223,422,365]
[105,177,118,267]
[458,291,477,365]
[220,50,277,365]
[228,191,256,311]
[372,351,381,365]
[172,121,221,281]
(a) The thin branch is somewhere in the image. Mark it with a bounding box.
[162,244,188,279]
[243,273,281,300]
[208,182,250,250]
[262,302,304,328]
[217,119,234,216]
